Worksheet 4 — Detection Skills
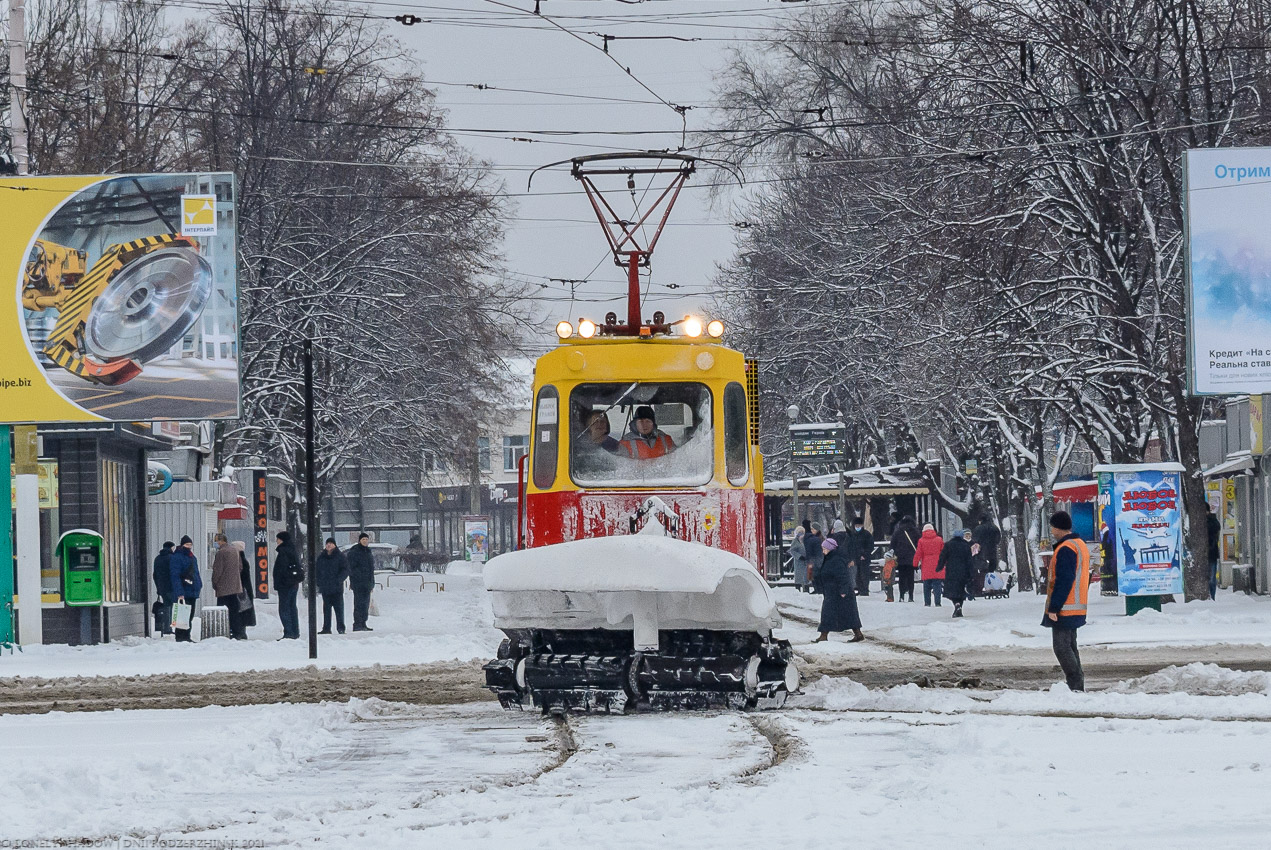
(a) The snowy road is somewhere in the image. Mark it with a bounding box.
[6,668,1271,848]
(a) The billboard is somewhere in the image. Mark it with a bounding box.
[1185,147,1271,394]
[0,173,240,423]
[1097,465,1185,597]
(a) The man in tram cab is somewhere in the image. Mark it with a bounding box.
[583,410,621,454]
[619,405,676,460]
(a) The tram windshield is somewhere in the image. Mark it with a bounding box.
[570,382,713,487]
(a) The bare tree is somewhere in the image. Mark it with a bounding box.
[709,0,1259,598]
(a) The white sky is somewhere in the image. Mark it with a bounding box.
[389,0,810,352]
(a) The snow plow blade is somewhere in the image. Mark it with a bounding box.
[482,536,799,714]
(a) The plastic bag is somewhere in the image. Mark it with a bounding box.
[171,600,193,631]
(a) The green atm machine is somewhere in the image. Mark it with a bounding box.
[57,530,104,607]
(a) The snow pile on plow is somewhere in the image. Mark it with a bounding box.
[484,534,781,636]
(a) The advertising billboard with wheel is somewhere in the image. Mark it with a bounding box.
[0,173,239,423]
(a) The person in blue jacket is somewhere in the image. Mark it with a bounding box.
[169,535,203,642]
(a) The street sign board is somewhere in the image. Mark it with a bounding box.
[789,423,845,461]
[0,173,240,423]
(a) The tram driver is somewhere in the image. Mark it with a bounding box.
[618,405,676,460]
[582,410,621,454]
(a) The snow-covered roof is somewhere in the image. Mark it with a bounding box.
[1204,452,1254,479]
[765,462,929,496]
[1091,462,1187,473]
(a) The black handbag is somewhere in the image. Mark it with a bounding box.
[236,592,257,627]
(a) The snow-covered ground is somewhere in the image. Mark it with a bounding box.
[4,667,1271,847]
[774,583,1271,653]
[4,567,1270,681]
[5,569,1271,846]
[0,567,503,679]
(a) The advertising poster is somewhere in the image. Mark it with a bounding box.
[1110,468,1185,596]
[463,516,489,563]
[0,173,240,423]
[1185,147,1271,394]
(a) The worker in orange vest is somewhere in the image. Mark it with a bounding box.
[1044,510,1090,691]
[619,405,676,460]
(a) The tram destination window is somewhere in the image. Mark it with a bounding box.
[570,382,713,487]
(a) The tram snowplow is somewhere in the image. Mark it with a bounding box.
[482,153,798,714]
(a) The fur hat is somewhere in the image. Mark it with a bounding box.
[276,531,291,544]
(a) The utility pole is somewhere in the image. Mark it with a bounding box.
[836,419,847,521]
[7,1,40,646]
[303,340,318,660]
[786,404,800,535]
[8,0,28,174]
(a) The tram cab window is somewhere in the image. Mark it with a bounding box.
[570,382,713,486]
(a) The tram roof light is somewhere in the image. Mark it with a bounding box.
[577,318,597,339]
[555,320,574,339]
[707,320,725,338]
[683,316,703,338]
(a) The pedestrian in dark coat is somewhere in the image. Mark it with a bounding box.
[972,518,1001,572]
[813,538,864,642]
[232,540,257,629]
[210,533,247,640]
[152,542,175,635]
[168,535,202,642]
[804,524,824,593]
[346,532,377,631]
[829,519,855,593]
[273,531,304,640]
[939,530,976,618]
[315,538,349,634]
[889,516,920,602]
[1206,503,1221,600]
[850,516,874,596]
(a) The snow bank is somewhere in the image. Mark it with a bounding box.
[1109,662,1271,696]
[796,672,1271,721]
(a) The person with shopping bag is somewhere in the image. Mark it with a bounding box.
[169,535,202,642]
[232,540,257,632]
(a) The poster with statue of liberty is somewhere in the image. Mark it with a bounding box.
[1097,464,1186,597]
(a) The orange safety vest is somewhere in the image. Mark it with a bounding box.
[1046,536,1091,618]
[619,433,675,460]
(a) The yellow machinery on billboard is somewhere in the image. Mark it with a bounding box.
[0,173,240,423]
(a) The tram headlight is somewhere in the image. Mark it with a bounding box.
[577,318,597,339]
[555,320,574,339]
[707,319,725,338]
[683,316,703,338]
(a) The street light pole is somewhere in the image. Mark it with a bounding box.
[786,404,800,534]
[836,419,847,522]
[303,339,318,660]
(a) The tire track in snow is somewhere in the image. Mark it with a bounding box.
[401,711,782,835]
[738,715,805,784]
